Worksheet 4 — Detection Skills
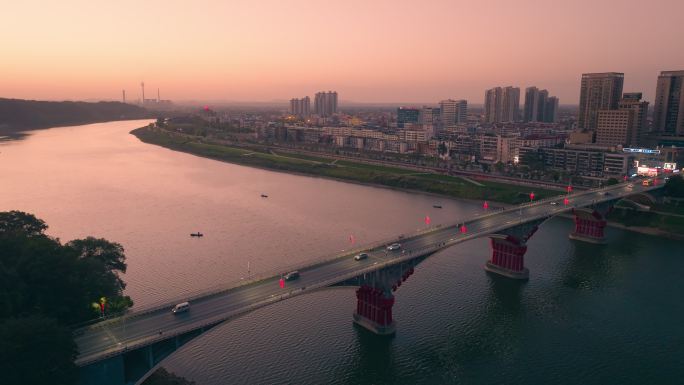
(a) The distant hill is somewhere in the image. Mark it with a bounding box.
[0,98,153,132]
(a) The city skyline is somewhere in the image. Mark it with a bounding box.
[2,0,683,104]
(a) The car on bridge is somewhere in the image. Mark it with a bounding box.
[387,243,402,251]
[172,302,190,314]
[354,252,369,261]
[284,271,300,281]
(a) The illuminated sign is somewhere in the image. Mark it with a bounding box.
[637,166,660,176]
[623,148,661,154]
[664,162,677,170]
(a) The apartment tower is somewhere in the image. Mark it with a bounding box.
[653,70,684,136]
[578,72,624,130]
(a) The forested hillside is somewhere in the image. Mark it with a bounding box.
[0,98,151,132]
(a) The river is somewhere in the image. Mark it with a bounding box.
[1,120,682,384]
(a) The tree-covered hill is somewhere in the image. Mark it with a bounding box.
[0,98,152,132]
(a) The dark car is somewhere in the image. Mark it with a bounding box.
[284,271,300,281]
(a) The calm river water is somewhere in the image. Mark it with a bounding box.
[1,120,682,384]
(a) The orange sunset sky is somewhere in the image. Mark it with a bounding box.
[2,0,683,104]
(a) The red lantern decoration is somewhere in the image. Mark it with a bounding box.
[483,201,489,209]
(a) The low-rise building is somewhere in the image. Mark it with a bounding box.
[518,145,633,178]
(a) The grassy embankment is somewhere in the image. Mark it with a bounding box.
[131,126,561,204]
[608,205,684,235]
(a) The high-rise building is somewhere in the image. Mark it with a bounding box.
[524,87,557,122]
[289,96,311,118]
[420,106,440,125]
[596,110,634,147]
[595,92,648,147]
[619,92,648,145]
[578,72,624,130]
[314,91,338,117]
[484,87,503,123]
[397,107,421,126]
[523,87,540,122]
[653,70,684,136]
[537,89,549,121]
[545,96,559,123]
[501,87,520,122]
[439,99,467,126]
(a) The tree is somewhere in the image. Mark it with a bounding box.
[521,150,545,172]
[437,141,448,157]
[664,174,684,198]
[606,177,619,186]
[0,211,132,322]
[494,161,504,173]
[66,237,131,317]
[0,211,47,237]
[0,316,78,385]
[67,237,127,277]
[0,211,134,384]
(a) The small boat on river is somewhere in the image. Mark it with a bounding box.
[190,232,203,237]
[261,194,268,198]
[433,204,442,208]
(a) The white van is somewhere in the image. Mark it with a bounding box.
[172,302,190,314]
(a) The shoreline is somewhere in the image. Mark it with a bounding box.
[130,126,561,205]
[130,126,681,240]
[0,117,155,136]
[557,213,684,240]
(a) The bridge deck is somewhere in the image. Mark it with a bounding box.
[75,179,663,366]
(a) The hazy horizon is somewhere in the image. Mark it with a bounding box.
[2,0,683,105]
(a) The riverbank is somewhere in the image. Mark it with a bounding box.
[606,207,684,239]
[559,213,684,240]
[131,126,562,205]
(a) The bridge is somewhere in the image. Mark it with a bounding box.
[76,178,666,385]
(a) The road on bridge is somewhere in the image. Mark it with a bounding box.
[75,178,663,366]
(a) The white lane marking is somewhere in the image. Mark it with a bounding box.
[102,326,119,344]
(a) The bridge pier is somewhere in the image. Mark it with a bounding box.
[484,235,529,280]
[348,263,417,336]
[147,347,154,371]
[569,205,611,244]
[484,218,546,280]
[353,285,396,335]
